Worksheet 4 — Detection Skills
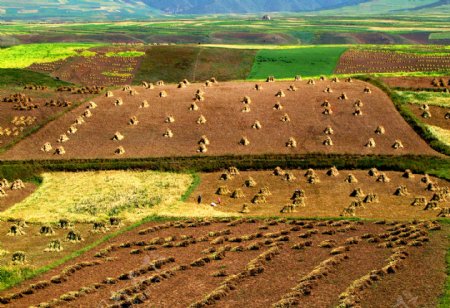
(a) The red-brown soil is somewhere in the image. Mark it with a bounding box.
[335,50,450,74]
[0,87,91,149]
[407,104,450,130]
[382,76,450,89]
[211,32,295,44]
[1,80,438,160]
[0,219,446,308]
[0,182,36,212]
[191,170,449,220]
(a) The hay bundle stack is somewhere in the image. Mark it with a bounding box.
[366,138,376,148]
[41,142,53,152]
[422,111,431,118]
[245,177,257,187]
[92,222,109,233]
[210,77,218,84]
[283,171,296,182]
[275,90,286,98]
[286,137,297,148]
[165,115,175,123]
[426,182,438,191]
[159,91,168,98]
[45,239,63,252]
[346,77,353,83]
[392,140,404,149]
[295,75,302,81]
[197,143,208,153]
[266,76,275,82]
[194,90,205,102]
[163,129,174,138]
[322,100,331,108]
[83,109,92,118]
[178,82,187,89]
[368,168,379,177]
[273,102,283,110]
[291,189,306,200]
[345,174,358,183]
[273,166,285,176]
[239,136,250,146]
[327,166,339,176]
[12,251,26,265]
[319,76,326,81]
[67,230,83,243]
[421,174,432,184]
[421,104,429,111]
[353,107,363,116]
[280,205,297,213]
[129,116,139,126]
[332,77,340,83]
[289,85,298,92]
[231,188,245,199]
[363,193,379,204]
[115,98,123,106]
[281,114,291,122]
[323,108,333,115]
[411,197,426,207]
[74,116,84,125]
[205,80,212,87]
[431,192,447,203]
[375,126,385,135]
[115,146,125,155]
[338,93,348,100]
[350,188,365,198]
[364,87,372,94]
[242,105,251,113]
[240,204,250,214]
[122,85,132,92]
[199,135,210,146]
[220,172,233,181]
[251,193,267,204]
[424,201,439,211]
[324,86,333,93]
[129,89,138,96]
[324,126,334,135]
[112,132,124,141]
[323,136,333,146]
[341,205,356,217]
[228,166,240,175]
[354,99,363,107]
[142,81,151,89]
[216,186,231,196]
[11,179,25,190]
[87,101,97,109]
[140,100,149,108]
[445,112,450,119]
[0,187,6,198]
[242,96,252,104]
[40,225,55,236]
[106,91,114,98]
[156,80,165,86]
[403,169,415,179]
[307,79,316,85]
[254,84,263,91]
[307,174,320,184]
[55,146,65,155]
[259,186,272,196]
[305,168,316,177]
[438,208,450,218]
[292,196,306,207]
[189,102,199,111]
[197,115,207,125]
[252,120,262,130]
[7,224,25,236]
[376,173,391,183]
[0,178,9,189]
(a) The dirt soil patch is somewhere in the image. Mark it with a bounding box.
[336,50,450,74]
[407,104,450,130]
[1,79,438,160]
[382,76,450,89]
[0,182,36,212]
[0,219,446,308]
[191,169,449,220]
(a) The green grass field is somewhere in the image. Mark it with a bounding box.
[0,43,101,69]
[0,68,70,87]
[247,46,347,79]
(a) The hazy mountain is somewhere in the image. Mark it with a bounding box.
[0,0,447,21]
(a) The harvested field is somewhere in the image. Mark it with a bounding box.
[336,49,450,74]
[0,181,36,212]
[407,104,450,130]
[0,87,92,150]
[1,79,438,160]
[191,169,450,220]
[0,219,446,307]
[383,76,450,89]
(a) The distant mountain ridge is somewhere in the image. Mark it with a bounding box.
[0,0,446,21]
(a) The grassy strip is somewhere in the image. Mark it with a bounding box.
[0,69,71,87]
[0,154,448,181]
[0,215,170,291]
[355,76,450,156]
[180,172,201,202]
